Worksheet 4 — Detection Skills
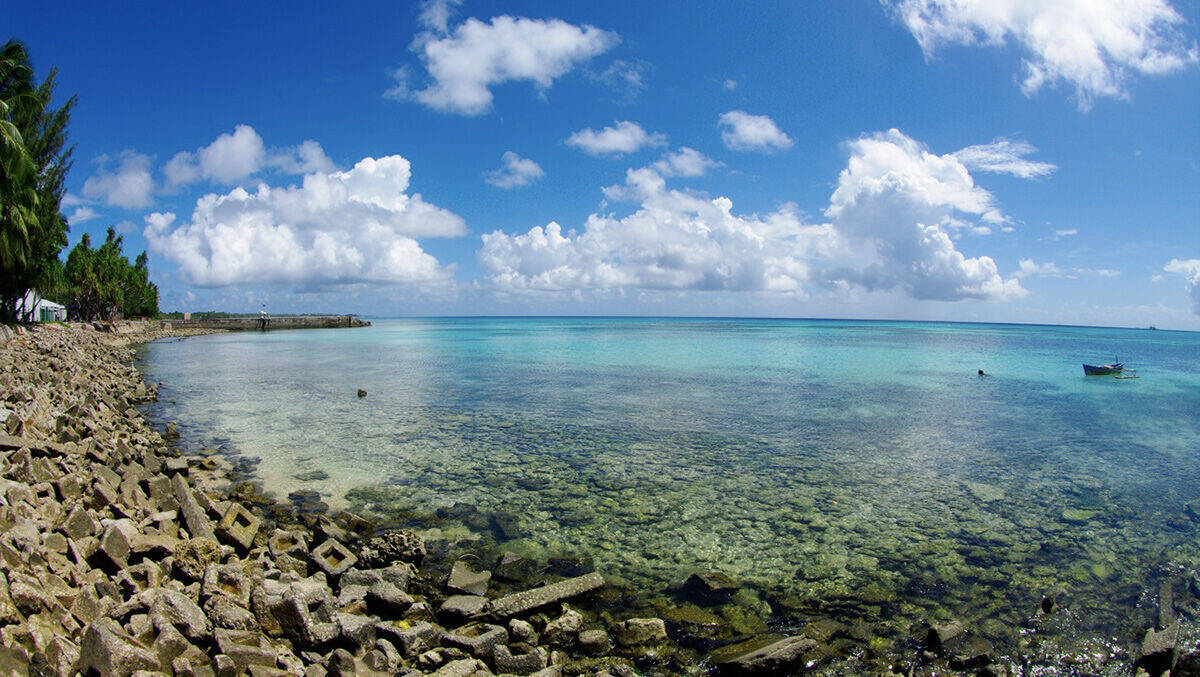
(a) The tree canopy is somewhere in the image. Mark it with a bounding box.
[0,39,74,323]
[61,227,159,321]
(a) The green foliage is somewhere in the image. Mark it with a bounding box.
[0,39,74,323]
[63,227,159,320]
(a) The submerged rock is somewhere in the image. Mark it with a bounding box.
[715,635,817,675]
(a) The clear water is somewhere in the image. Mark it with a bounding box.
[137,318,1200,656]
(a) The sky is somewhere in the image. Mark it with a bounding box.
[9,0,1200,328]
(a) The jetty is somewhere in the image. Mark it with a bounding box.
[159,315,370,332]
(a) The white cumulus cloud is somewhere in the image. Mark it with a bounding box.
[480,169,840,293]
[652,147,720,177]
[486,151,545,188]
[82,151,155,209]
[719,111,793,152]
[145,155,465,287]
[479,129,1030,303]
[166,125,334,186]
[566,121,667,156]
[953,138,1057,178]
[884,0,1199,109]
[394,15,618,115]
[1165,258,1200,313]
[824,129,1024,300]
[67,207,98,224]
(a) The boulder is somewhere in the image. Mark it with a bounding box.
[683,571,739,604]
[358,529,425,567]
[611,618,667,647]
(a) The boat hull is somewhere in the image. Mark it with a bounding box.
[1083,363,1123,375]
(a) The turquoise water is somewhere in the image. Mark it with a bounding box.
[138,318,1200,659]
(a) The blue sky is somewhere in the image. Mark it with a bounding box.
[11,0,1200,328]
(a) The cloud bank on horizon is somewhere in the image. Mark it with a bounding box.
[480,129,1035,302]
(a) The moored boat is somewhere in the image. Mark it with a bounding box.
[1083,362,1123,375]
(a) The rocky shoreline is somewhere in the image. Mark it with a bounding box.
[1,322,1198,676]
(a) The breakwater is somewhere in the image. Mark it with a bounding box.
[162,315,370,332]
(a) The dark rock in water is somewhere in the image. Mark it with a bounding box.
[493,552,537,583]
[716,635,818,675]
[357,389,367,398]
[489,511,524,540]
[1159,579,1178,630]
[922,620,966,652]
[288,490,329,515]
[437,502,490,532]
[1185,500,1200,521]
[1137,621,1179,677]
[293,470,329,482]
[948,636,993,671]
[358,529,426,567]
[801,617,846,644]
[1175,647,1200,677]
[683,572,739,604]
[546,554,594,577]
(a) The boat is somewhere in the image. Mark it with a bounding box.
[1083,362,1123,375]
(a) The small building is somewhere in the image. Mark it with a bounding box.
[15,290,66,322]
[182,312,192,320]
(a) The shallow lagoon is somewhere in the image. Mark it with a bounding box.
[138,318,1200,665]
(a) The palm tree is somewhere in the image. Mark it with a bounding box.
[0,42,39,273]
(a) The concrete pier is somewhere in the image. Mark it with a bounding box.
[158,315,370,331]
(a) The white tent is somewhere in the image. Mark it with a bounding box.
[15,290,66,322]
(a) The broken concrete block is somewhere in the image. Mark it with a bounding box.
[171,475,214,541]
[494,644,550,675]
[214,629,276,672]
[216,503,260,552]
[93,520,136,571]
[446,559,491,596]
[74,618,159,677]
[149,589,211,641]
[439,595,489,621]
[310,539,357,577]
[442,622,507,659]
[375,620,440,658]
[267,529,306,558]
[487,572,605,619]
[366,581,413,617]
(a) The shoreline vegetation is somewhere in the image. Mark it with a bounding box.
[1,321,1199,677]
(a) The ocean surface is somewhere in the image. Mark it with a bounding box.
[137,318,1200,660]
